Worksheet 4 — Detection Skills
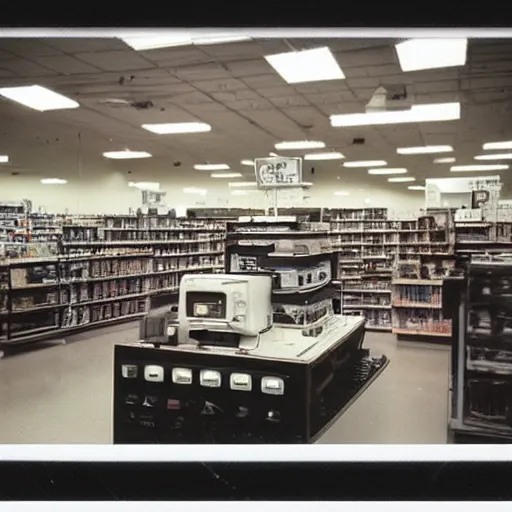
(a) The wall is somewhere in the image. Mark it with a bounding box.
[0,170,426,214]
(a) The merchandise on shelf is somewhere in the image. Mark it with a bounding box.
[450,258,512,441]
[0,213,227,346]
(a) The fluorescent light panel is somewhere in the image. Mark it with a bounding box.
[265,47,345,84]
[121,33,251,51]
[344,160,387,168]
[451,164,509,172]
[434,157,456,163]
[330,102,460,127]
[395,38,468,72]
[241,159,254,166]
[128,181,160,191]
[231,190,252,196]
[275,141,325,150]
[229,181,257,188]
[475,153,512,160]
[388,177,416,182]
[368,168,407,175]
[104,150,152,159]
[483,141,512,150]
[210,172,243,178]
[41,178,67,185]
[0,85,79,112]
[183,187,207,195]
[304,152,344,160]
[141,122,211,134]
[397,145,453,155]
[0,155,8,163]
[408,186,426,191]
[194,163,229,171]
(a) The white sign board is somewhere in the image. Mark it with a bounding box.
[254,157,302,188]
[454,208,483,222]
[498,200,512,222]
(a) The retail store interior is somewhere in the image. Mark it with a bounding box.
[0,32,511,444]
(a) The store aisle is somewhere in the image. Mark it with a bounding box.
[0,326,450,444]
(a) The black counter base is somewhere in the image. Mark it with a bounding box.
[113,330,388,444]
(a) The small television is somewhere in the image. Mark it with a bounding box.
[178,274,273,345]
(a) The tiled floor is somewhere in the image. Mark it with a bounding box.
[0,325,451,444]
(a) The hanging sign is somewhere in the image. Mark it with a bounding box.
[254,157,302,189]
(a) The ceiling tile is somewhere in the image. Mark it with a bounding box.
[240,109,306,140]
[293,81,349,95]
[34,55,102,75]
[191,78,247,93]
[0,58,59,77]
[256,85,296,98]
[267,95,311,108]
[198,42,267,58]
[44,38,128,53]
[315,101,364,116]
[0,38,64,57]
[170,63,231,81]
[225,98,273,110]
[171,91,214,104]
[211,90,264,102]
[226,59,271,77]
[239,73,284,88]
[74,50,156,72]
[303,90,357,104]
[280,106,328,128]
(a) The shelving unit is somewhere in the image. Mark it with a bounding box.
[391,211,454,339]
[329,208,394,331]
[0,214,227,350]
[449,258,512,442]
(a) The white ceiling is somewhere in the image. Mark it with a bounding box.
[0,36,511,190]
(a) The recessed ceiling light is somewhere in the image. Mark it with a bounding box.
[408,185,426,191]
[388,177,416,182]
[128,181,160,191]
[333,191,350,196]
[450,164,509,172]
[120,33,251,51]
[304,152,344,160]
[483,141,512,150]
[344,160,387,168]
[264,47,345,84]
[368,168,407,175]
[395,38,468,72]
[141,122,211,134]
[104,150,152,159]
[330,102,460,127]
[0,85,79,112]
[434,157,456,163]
[397,145,453,155]
[241,159,254,166]
[0,155,8,163]
[228,181,257,188]
[194,163,230,171]
[231,190,253,196]
[211,172,243,178]
[41,178,67,185]
[475,153,512,160]
[274,141,325,150]
[183,187,207,195]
